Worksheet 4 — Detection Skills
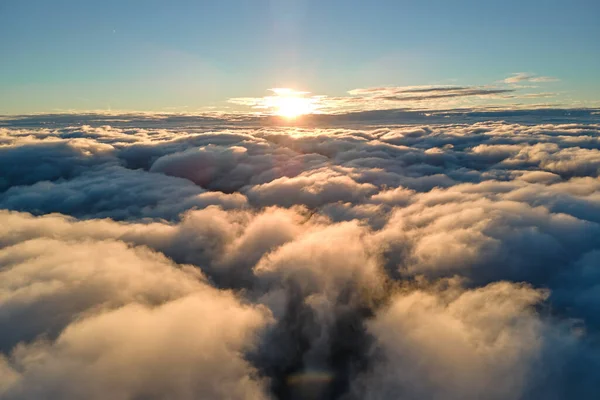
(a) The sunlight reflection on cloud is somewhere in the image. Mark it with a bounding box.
[1,115,600,399]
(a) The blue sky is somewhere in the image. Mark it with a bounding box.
[1,0,599,114]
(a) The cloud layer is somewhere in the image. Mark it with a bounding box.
[1,115,600,399]
[227,73,565,115]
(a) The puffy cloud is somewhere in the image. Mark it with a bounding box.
[354,280,549,400]
[1,114,600,399]
[2,296,270,400]
[148,142,328,193]
[0,225,273,399]
[246,168,378,208]
[0,165,247,220]
[0,138,115,191]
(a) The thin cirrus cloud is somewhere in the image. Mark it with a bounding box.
[229,74,561,115]
[504,72,560,84]
[346,86,515,101]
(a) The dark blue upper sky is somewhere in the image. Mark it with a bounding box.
[1,0,599,113]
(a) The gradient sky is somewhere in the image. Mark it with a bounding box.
[1,0,599,114]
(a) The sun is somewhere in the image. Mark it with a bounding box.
[275,96,313,118]
[266,88,316,119]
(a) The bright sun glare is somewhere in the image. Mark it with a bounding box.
[266,88,315,119]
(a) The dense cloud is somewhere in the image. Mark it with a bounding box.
[1,114,600,399]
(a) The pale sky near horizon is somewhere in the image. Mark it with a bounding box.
[1,0,599,114]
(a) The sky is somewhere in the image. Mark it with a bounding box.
[3,3,600,398]
[1,0,599,114]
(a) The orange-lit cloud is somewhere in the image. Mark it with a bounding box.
[229,75,562,115]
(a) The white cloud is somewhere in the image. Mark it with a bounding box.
[504,72,560,84]
[1,117,600,398]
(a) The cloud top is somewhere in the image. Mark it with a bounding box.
[1,115,600,399]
